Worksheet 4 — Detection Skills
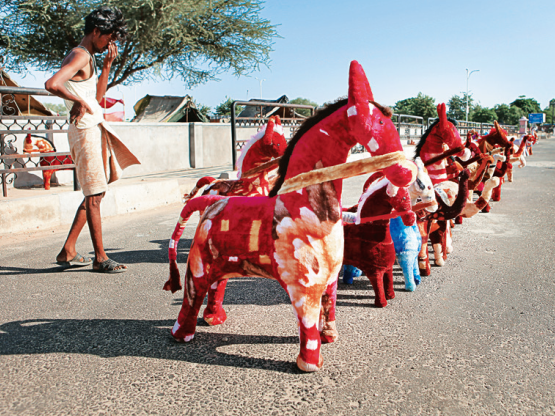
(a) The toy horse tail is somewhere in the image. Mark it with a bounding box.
[164,195,227,293]
[182,176,217,204]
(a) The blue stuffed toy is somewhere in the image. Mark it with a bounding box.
[389,216,422,291]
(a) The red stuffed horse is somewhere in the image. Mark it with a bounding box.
[182,116,287,203]
[23,133,73,190]
[164,60,417,372]
[342,172,415,307]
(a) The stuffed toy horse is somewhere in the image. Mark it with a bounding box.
[179,116,287,323]
[417,169,470,275]
[413,107,466,275]
[23,133,74,190]
[164,60,417,372]
[389,157,437,291]
[182,116,287,203]
[342,172,415,307]
[343,157,437,291]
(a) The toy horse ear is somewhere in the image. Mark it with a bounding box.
[415,156,424,170]
[262,116,284,145]
[437,103,447,128]
[348,60,374,120]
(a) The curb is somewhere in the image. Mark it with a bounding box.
[0,178,198,235]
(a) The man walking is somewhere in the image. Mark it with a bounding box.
[45,6,140,273]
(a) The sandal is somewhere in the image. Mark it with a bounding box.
[93,258,128,274]
[56,252,93,268]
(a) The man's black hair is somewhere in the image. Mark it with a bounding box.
[84,6,127,40]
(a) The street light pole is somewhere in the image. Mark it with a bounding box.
[254,77,265,99]
[466,68,479,122]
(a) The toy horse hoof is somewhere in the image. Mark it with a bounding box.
[405,283,416,292]
[203,308,227,326]
[320,321,338,344]
[173,334,195,343]
[434,258,445,267]
[297,354,324,372]
[419,259,431,276]
[374,299,388,308]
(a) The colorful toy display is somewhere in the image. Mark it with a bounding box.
[164,60,416,372]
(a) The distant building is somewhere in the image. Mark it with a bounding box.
[132,95,208,123]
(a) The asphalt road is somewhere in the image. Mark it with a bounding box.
[1,139,555,415]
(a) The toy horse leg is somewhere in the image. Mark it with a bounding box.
[412,254,421,285]
[417,221,431,276]
[384,267,395,301]
[320,278,338,344]
[365,268,388,307]
[289,290,325,372]
[492,183,502,202]
[430,223,445,267]
[445,222,453,256]
[172,275,209,342]
[43,170,53,190]
[397,252,416,292]
[203,279,228,326]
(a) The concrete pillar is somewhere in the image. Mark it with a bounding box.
[189,122,204,168]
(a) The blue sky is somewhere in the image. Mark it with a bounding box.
[11,0,555,118]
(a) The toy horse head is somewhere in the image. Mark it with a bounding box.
[480,121,512,155]
[260,115,286,158]
[358,172,415,227]
[23,133,55,153]
[410,157,437,212]
[236,115,287,176]
[347,61,416,188]
[414,104,465,164]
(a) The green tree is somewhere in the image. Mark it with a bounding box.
[214,96,243,116]
[494,103,524,125]
[394,92,436,121]
[0,0,278,90]
[543,99,555,124]
[510,96,541,115]
[447,93,474,121]
[193,100,211,119]
[289,97,318,117]
[43,102,68,116]
[470,105,497,123]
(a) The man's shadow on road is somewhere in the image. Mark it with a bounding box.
[0,318,300,373]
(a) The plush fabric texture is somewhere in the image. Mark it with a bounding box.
[390,217,422,291]
[182,116,287,204]
[414,103,465,185]
[343,172,415,307]
[418,169,469,275]
[164,60,414,372]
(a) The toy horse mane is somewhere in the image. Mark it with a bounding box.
[414,117,458,159]
[269,98,348,197]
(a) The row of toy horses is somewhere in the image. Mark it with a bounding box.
[342,113,536,308]
[161,61,536,372]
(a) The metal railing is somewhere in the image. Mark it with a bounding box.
[230,100,315,167]
[0,85,79,197]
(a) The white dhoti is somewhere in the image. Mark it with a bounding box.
[68,121,140,196]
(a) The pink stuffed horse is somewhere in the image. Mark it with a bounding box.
[164,60,416,372]
[342,172,415,307]
[182,116,288,325]
[183,116,287,203]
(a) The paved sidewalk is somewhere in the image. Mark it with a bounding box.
[0,164,234,235]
